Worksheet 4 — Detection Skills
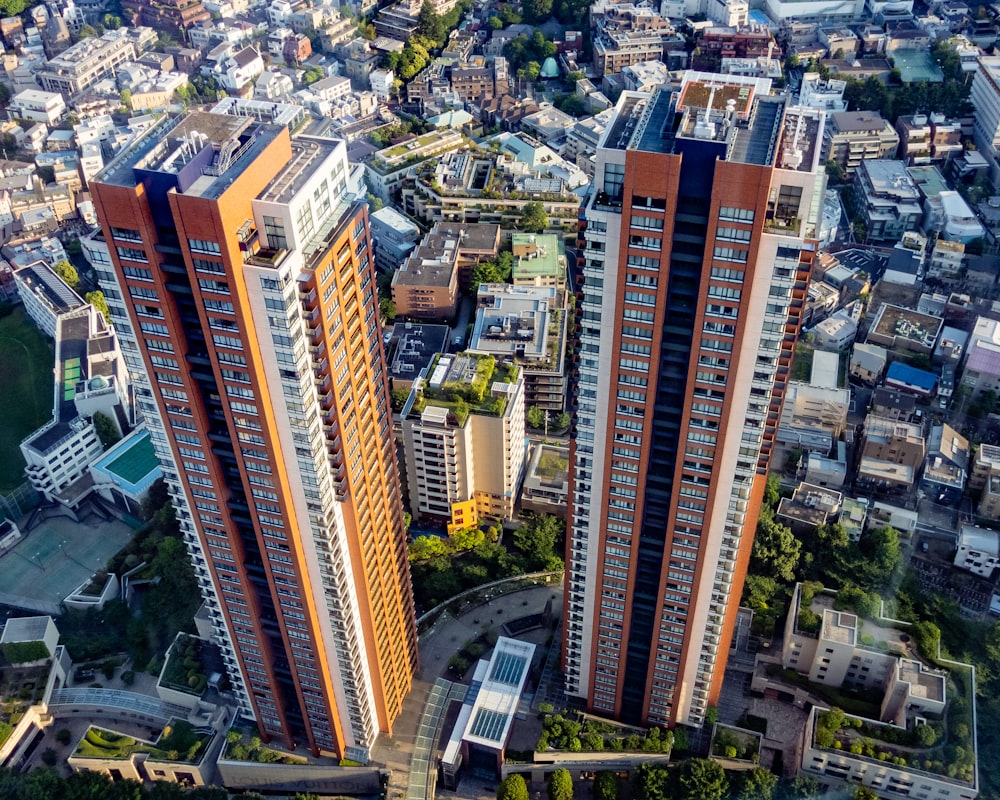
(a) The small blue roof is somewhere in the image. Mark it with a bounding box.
[886,361,937,391]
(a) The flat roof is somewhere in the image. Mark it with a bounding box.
[97,430,160,490]
[461,637,535,750]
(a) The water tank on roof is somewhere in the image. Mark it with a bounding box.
[88,375,109,391]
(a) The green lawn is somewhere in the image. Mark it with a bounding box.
[0,307,55,491]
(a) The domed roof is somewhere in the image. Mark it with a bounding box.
[89,375,109,391]
[540,57,559,78]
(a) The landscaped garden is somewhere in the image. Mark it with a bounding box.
[812,706,975,783]
[222,729,307,765]
[710,724,760,762]
[535,712,674,754]
[160,634,209,696]
[74,720,212,763]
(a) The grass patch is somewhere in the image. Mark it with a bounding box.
[0,306,55,491]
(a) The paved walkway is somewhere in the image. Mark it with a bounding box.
[372,581,564,800]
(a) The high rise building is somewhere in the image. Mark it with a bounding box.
[90,109,417,758]
[566,73,825,727]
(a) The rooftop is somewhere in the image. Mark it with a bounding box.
[869,304,943,349]
[461,637,534,749]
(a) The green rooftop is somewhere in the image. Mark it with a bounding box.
[511,234,563,284]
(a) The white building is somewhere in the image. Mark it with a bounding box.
[8,89,66,125]
[954,525,1000,578]
[369,68,394,101]
[14,261,85,338]
[21,304,128,506]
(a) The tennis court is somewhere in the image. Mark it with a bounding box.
[63,356,80,402]
[892,49,944,83]
[0,515,133,614]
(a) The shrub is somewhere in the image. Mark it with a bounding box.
[41,748,57,766]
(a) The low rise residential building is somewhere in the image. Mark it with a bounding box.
[867,303,943,356]
[369,206,421,273]
[21,304,131,507]
[777,482,843,533]
[36,28,141,98]
[786,585,977,800]
[776,380,850,457]
[853,159,922,242]
[858,415,926,492]
[511,233,564,288]
[921,423,969,504]
[884,361,937,398]
[954,525,1000,578]
[798,72,847,112]
[823,110,899,177]
[520,443,569,517]
[969,442,1000,491]
[8,89,66,125]
[399,148,580,227]
[962,316,1000,397]
[401,353,526,524]
[365,128,466,201]
[850,342,888,385]
[391,222,500,320]
[977,472,1000,521]
[812,311,858,351]
[468,283,568,412]
[928,238,966,280]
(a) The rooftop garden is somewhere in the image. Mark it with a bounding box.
[0,650,49,748]
[223,729,307,764]
[813,703,975,784]
[160,634,209,696]
[414,354,518,423]
[711,724,760,762]
[74,720,212,764]
[535,713,673,754]
[534,449,568,481]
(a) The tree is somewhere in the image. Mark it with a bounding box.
[119,89,132,110]
[521,201,547,233]
[785,776,820,799]
[86,290,110,322]
[594,771,618,800]
[92,411,121,448]
[548,768,573,800]
[523,0,553,22]
[634,764,671,800]
[513,514,563,570]
[53,260,80,290]
[77,23,100,39]
[859,525,901,590]
[736,768,777,800]
[853,789,880,800]
[751,506,801,582]
[676,759,728,800]
[409,535,448,561]
[498,774,529,800]
[527,405,546,429]
[379,296,397,324]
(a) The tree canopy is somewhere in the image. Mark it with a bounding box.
[53,260,80,290]
[548,768,573,800]
[498,774,529,800]
[676,758,729,800]
[521,201,548,233]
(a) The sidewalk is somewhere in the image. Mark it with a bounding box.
[373,581,564,800]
